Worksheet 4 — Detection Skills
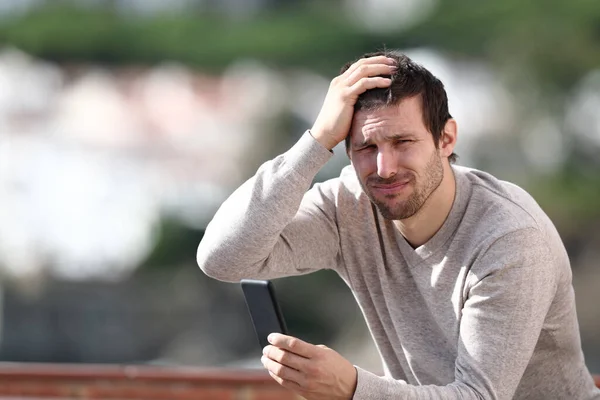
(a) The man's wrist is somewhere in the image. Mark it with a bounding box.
[282,131,333,180]
[345,366,358,399]
[308,129,338,151]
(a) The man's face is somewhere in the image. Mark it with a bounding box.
[348,96,444,220]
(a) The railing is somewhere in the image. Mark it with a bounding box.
[0,363,596,399]
[0,363,301,399]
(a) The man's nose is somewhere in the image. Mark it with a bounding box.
[376,150,397,179]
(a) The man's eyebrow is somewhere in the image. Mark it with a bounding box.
[354,138,372,148]
[353,133,414,148]
[388,133,415,140]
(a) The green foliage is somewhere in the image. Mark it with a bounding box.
[1,0,599,89]
[137,218,204,272]
[529,166,600,236]
[413,0,600,90]
[0,3,369,73]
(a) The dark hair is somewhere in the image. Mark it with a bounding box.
[342,50,457,163]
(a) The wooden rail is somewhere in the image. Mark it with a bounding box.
[0,363,300,399]
[0,363,595,399]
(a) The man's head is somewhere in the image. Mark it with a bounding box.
[343,51,458,220]
[342,51,455,161]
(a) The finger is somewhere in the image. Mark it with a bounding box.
[268,334,316,358]
[345,63,396,87]
[343,56,396,77]
[262,355,306,387]
[348,77,392,97]
[263,345,309,371]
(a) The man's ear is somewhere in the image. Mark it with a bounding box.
[439,118,457,158]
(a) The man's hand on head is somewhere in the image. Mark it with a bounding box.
[310,55,396,151]
[261,333,358,400]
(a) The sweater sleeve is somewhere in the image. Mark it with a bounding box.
[197,131,341,282]
[351,228,558,400]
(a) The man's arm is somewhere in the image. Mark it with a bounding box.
[197,56,396,282]
[197,132,339,282]
[263,228,559,400]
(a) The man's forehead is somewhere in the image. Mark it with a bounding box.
[351,98,426,136]
[353,108,401,128]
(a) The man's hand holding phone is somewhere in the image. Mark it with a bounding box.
[240,280,358,399]
[261,333,358,400]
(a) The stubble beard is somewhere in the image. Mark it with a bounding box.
[360,150,444,220]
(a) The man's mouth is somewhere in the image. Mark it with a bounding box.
[370,179,410,195]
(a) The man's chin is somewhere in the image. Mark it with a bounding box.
[372,200,408,220]
[364,188,414,218]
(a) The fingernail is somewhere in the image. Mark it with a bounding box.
[268,334,275,343]
[262,346,268,355]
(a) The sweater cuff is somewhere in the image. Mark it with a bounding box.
[282,130,333,181]
[352,367,406,399]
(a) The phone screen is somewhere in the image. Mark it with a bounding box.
[241,279,288,349]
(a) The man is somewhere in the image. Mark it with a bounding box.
[197,51,600,399]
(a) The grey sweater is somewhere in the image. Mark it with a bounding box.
[197,132,600,399]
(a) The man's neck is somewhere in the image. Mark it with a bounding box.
[393,164,456,248]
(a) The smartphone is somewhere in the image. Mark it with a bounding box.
[241,279,288,349]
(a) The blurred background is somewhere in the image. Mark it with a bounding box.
[0,0,598,376]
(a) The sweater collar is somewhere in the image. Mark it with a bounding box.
[396,165,471,263]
